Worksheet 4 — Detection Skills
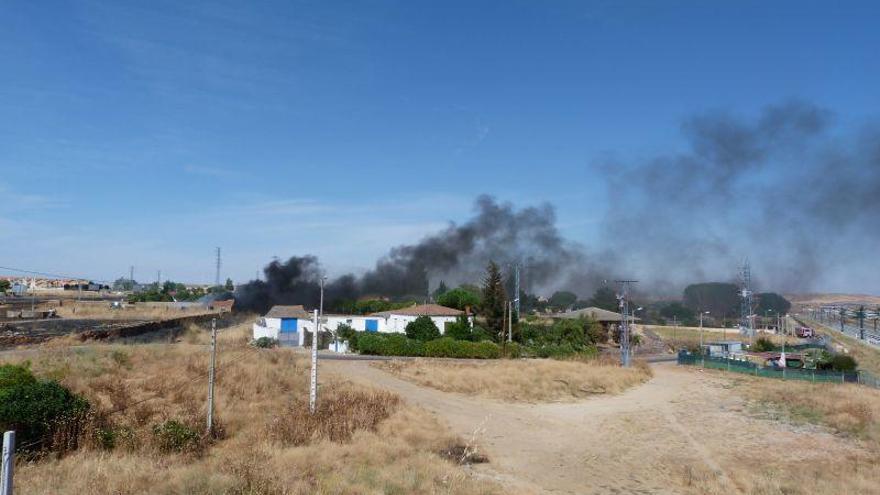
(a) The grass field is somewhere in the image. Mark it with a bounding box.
[646,325,791,351]
[375,357,652,402]
[5,323,503,495]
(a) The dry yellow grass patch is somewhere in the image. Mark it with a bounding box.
[733,375,880,442]
[5,322,504,495]
[376,357,652,402]
[672,370,880,494]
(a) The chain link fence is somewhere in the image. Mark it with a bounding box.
[677,351,863,385]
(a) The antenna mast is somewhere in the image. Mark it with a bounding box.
[616,280,638,368]
[739,259,754,343]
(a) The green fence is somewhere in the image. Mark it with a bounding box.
[677,351,858,384]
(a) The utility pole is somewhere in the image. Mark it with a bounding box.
[616,280,638,368]
[215,248,222,288]
[514,263,520,318]
[157,270,161,288]
[30,277,36,313]
[310,309,319,414]
[699,311,709,367]
[207,318,217,435]
[508,300,513,343]
[1,430,14,495]
[130,266,134,286]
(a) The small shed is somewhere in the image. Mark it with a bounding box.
[702,340,744,358]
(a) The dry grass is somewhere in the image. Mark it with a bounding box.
[736,375,880,443]
[647,325,790,351]
[809,319,880,376]
[5,322,504,495]
[673,370,880,494]
[376,357,652,402]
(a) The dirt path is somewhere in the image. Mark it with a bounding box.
[325,360,864,494]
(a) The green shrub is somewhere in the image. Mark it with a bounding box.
[471,340,501,359]
[423,338,500,359]
[471,325,493,342]
[751,337,777,352]
[357,334,425,357]
[110,350,132,368]
[444,315,474,341]
[405,316,441,342]
[424,337,458,357]
[0,365,89,452]
[502,342,522,359]
[152,420,200,453]
[585,320,608,344]
[534,343,576,359]
[0,363,37,389]
[250,336,278,348]
[829,354,857,372]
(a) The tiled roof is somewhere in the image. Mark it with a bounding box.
[370,303,464,317]
[265,305,311,318]
[556,306,635,322]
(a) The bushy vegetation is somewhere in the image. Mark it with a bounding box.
[127,280,210,303]
[0,364,90,452]
[151,420,201,453]
[436,287,481,311]
[424,338,501,359]
[751,337,777,352]
[404,315,441,342]
[250,336,278,348]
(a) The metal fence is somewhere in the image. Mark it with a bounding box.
[677,351,860,384]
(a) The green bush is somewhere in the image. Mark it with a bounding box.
[502,342,522,359]
[751,337,777,352]
[357,334,425,357]
[424,338,500,359]
[829,354,857,372]
[152,420,201,453]
[250,337,278,348]
[405,316,441,342]
[0,365,89,452]
[444,315,474,341]
[471,325,493,342]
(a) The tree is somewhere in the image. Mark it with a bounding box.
[683,283,740,318]
[433,280,449,298]
[437,287,481,311]
[224,278,235,291]
[755,293,791,316]
[481,261,507,341]
[548,291,578,311]
[0,280,9,293]
[588,287,619,312]
[659,302,696,326]
[405,316,441,342]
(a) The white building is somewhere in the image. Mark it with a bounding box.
[252,303,467,351]
[368,304,466,333]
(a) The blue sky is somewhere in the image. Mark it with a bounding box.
[2,1,879,286]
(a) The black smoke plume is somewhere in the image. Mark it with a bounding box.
[236,100,880,313]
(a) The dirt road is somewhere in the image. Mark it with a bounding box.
[325,360,866,494]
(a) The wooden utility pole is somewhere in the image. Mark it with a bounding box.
[206,318,217,435]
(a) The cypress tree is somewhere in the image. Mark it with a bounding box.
[481,261,507,341]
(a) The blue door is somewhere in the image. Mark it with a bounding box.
[365,319,378,332]
[279,318,299,347]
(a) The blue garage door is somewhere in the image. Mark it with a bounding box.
[365,319,378,332]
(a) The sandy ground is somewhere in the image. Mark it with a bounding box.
[325,360,870,494]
